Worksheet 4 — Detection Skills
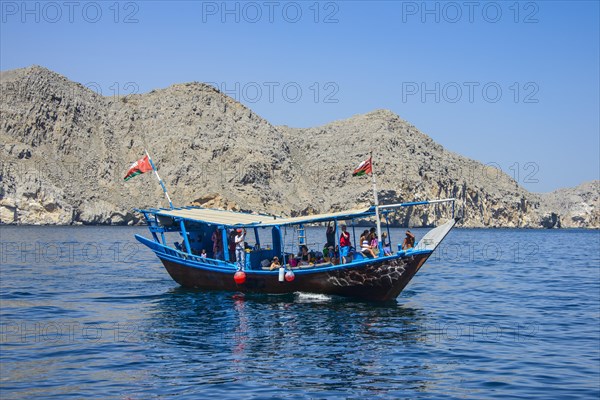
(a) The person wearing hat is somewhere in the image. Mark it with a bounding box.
[269,256,281,271]
[234,228,247,270]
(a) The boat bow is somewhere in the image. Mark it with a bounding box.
[415,217,461,252]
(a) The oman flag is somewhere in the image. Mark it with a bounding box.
[352,157,372,177]
[124,155,153,181]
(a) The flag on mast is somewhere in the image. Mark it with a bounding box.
[124,155,153,181]
[124,151,174,209]
[352,157,372,176]
[353,153,382,255]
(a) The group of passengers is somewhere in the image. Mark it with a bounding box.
[280,245,328,268]
[290,224,417,267]
[204,224,416,271]
[344,225,415,263]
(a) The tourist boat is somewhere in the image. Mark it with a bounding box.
[135,198,459,301]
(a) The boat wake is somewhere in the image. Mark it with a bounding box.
[294,292,332,302]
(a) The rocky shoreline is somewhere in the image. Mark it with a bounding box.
[1,66,598,228]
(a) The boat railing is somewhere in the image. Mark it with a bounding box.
[167,248,231,267]
[139,235,232,268]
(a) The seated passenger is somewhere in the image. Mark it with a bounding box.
[370,231,380,256]
[402,230,415,250]
[269,256,281,271]
[360,230,376,258]
[381,232,392,256]
[200,249,207,258]
[330,245,340,265]
[323,243,334,261]
[297,245,310,265]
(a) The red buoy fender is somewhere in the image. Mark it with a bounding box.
[234,271,246,284]
[285,271,295,282]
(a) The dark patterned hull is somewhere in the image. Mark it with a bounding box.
[160,252,431,302]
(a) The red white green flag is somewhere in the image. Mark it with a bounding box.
[352,157,372,177]
[124,155,153,181]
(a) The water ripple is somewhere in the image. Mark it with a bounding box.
[0,227,599,399]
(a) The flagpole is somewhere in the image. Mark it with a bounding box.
[370,151,382,255]
[145,149,174,209]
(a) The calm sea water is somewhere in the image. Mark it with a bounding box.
[1,226,599,399]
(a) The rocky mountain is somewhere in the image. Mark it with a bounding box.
[538,181,599,228]
[0,66,597,228]
[279,112,545,228]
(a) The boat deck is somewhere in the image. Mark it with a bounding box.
[135,234,429,275]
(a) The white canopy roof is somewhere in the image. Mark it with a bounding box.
[150,206,374,227]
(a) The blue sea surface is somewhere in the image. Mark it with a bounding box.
[1,226,599,399]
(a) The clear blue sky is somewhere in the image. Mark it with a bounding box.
[1,0,598,192]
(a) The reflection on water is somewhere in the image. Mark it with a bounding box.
[142,288,434,396]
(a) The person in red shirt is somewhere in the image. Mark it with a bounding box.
[339,224,351,264]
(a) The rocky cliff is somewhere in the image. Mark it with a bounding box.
[538,181,599,228]
[0,66,597,228]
